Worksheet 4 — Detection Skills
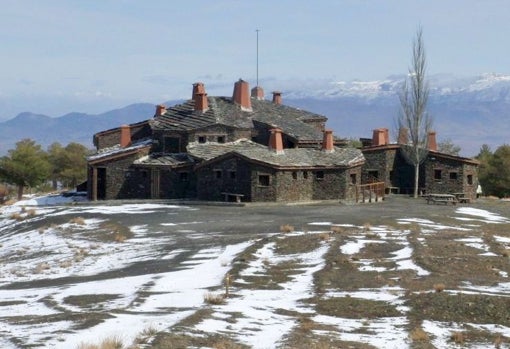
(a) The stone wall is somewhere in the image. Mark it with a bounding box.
[196,157,253,201]
[158,166,197,199]
[423,157,478,198]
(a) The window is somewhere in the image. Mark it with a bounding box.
[467,174,473,185]
[164,137,180,153]
[258,174,270,186]
[198,136,206,143]
[179,172,189,182]
[214,170,222,179]
[229,171,236,180]
[303,171,308,179]
[350,173,357,184]
[292,171,298,180]
[434,169,442,181]
[315,171,324,180]
[217,136,225,143]
[449,172,458,180]
[368,170,379,180]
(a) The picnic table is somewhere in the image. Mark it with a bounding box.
[453,192,471,203]
[425,193,457,205]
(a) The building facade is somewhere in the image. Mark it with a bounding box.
[87,80,365,202]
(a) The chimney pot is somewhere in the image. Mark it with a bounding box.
[398,127,409,144]
[194,92,208,112]
[268,128,284,154]
[428,131,437,151]
[251,86,264,100]
[272,91,282,105]
[322,129,334,152]
[232,79,252,111]
[155,104,166,117]
[372,128,388,146]
[192,82,206,101]
[120,124,131,148]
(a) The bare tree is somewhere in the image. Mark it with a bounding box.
[398,27,432,198]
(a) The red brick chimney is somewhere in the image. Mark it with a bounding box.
[192,82,205,101]
[232,79,252,111]
[272,91,282,105]
[372,128,388,146]
[397,127,409,144]
[120,124,131,148]
[155,104,166,117]
[251,86,264,100]
[194,92,208,112]
[428,131,437,151]
[268,128,284,154]
[322,129,334,152]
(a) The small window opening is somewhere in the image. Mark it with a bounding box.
[198,136,206,143]
[214,170,222,179]
[449,172,458,180]
[315,171,324,180]
[467,174,473,185]
[180,172,189,182]
[350,173,357,184]
[217,136,225,143]
[292,171,297,180]
[303,171,308,179]
[258,174,270,186]
[230,171,236,180]
[434,169,442,180]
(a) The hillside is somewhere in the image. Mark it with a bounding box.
[1,196,510,348]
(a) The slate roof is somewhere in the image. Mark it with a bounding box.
[150,96,325,142]
[190,139,365,169]
[133,153,196,167]
[87,139,152,163]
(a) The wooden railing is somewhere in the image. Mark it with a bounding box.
[356,182,385,203]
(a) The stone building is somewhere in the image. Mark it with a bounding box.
[361,128,479,199]
[87,80,365,202]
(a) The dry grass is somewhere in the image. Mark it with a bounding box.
[330,225,345,234]
[70,217,86,225]
[318,232,331,241]
[114,233,127,243]
[9,212,23,221]
[26,209,37,217]
[132,325,158,345]
[33,262,51,274]
[410,327,429,341]
[433,283,446,293]
[203,292,225,305]
[77,336,124,349]
[450,331,465,344]
[280,224,294,233]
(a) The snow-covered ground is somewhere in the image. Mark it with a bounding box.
[0,195,510,348]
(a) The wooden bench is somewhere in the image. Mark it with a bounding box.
[221,192,245,203]
[425,194,457,205]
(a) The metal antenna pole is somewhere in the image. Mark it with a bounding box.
[256,29,260,87]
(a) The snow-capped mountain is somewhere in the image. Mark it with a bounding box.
[0,74,508,157]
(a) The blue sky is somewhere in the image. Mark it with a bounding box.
[1,0,509,119]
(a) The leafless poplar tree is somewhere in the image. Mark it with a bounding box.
[398,27,432,198]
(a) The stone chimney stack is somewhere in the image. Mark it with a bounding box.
[194,92,208,112]
[155,104,166,117]
[428,131,437,151]
[397,127,409,144]
[268,128,284,154]
[272,91,282,105]
[322,129,334,152]
[232,79,252,111]
[192,82,205,101]
[251,86,264,100]
[120,124,131,148]
[372,128,388,147]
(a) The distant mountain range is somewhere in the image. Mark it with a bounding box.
[1,73,509,157]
